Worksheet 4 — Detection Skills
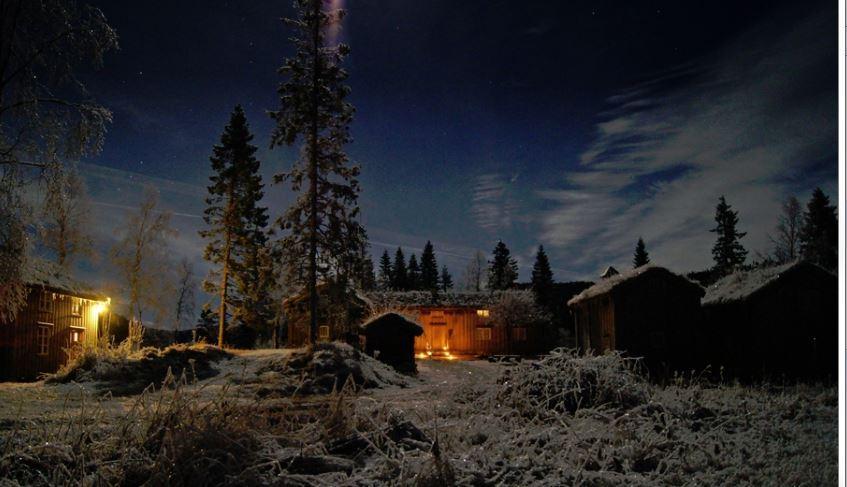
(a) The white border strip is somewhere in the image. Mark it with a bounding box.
[839,0,845,482]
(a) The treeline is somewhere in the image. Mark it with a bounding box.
[375,242,453,292]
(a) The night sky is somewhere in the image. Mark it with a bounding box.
[76,0,837,289]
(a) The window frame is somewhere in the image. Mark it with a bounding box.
[70,298,83,317]
[36,322,53,356]
[512,327,528,342]
[38,292,54,314]
[476,326,492,341]
[318,325,330,340]
[476,309,490,318]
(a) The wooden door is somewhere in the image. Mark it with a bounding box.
[600,316,615,351]
[428,324,448,351]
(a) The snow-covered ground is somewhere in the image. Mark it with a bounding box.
[0,347,837,485]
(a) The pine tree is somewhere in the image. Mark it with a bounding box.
[799,188,837,269]
[407,254,421,291]
[378,250,393,290]
[392,247,407,290]
[710,196,747,276]
[200,105,268,347]
[354,251,376,290]
[439,265,454,292]
[633,237,650,268]
[488,240,519,290]
[531,245,554,306]
[771,195,802,264]
[270,0,366,344]
[419,241,439,291]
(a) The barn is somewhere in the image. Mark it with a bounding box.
[364,290,547,357]
[567,265,705,371]
[0,259,110,381]
[359,312,423,373]
[701,261,836,380]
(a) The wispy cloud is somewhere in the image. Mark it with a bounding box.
[470,173,523,233]
[539,8,836,277]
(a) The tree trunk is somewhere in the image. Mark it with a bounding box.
[218,189,236,348]
[307,0,321,346]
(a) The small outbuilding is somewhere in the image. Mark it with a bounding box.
[359,312,424,373]
[568,265,705,371]
[701,261,836,380]
[282,282,368,347]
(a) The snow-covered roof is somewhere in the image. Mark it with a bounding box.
[22,257,106,301]
[600,266,619,278]
[364,290,527,309]
[360,312,424,336]
[702,261,833,305]
[568,265,702,306]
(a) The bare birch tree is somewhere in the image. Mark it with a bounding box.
[40,161,93,269]
[110,187,176,326]
[462,251,488,291]
[770,195,802,264]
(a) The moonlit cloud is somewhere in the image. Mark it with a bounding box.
[538,9,836,277]
[471,173,522,233]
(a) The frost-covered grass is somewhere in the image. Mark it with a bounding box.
[0,346,836,486]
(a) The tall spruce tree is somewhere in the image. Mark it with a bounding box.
[392,247,407,290]
[419,241,439,291]
[353,251,376,290]
[799,188,837,269]
[710,196,747,276]
[633,237,650,268]
[200,105,268,347]
[488,240,519,290]
[378,250,393,290]
[270,0,366,344]
[407,254,421,291]
[531,245,554,306]
[440,265,454,292]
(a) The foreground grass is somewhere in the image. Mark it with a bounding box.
[0,346,836,486]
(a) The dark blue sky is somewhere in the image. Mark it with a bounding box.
[78,0,837,286]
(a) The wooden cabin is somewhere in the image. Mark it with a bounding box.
[282,282,368,347]
[568,265,705,370]
[701,261,836,380]
[0,259,109,381]
[364,290,546,357]
[359,312,423,373]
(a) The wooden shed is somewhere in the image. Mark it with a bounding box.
[0,259,110,381]
[359,312,424,373]
[364,290,546,357]
[568,265,705,371]
[701,261,836,380]
[282,282,368,347]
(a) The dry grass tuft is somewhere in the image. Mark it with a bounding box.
[46,342,232,396]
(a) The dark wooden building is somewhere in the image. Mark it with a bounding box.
[0,259,110,381]
[364,290,547,357]
[283,282,368,347]
[359,312,423,372]
[701,261,836,380]
[568,265,704,370]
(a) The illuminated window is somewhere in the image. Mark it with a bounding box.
[513,327,527,341]
[71,299,82,316]
[318,325,330,340]
[70,328,84,345]
[476,327,492,341]
[476,309,490,318]
[36,324,52,356]
[38,292,53,313]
